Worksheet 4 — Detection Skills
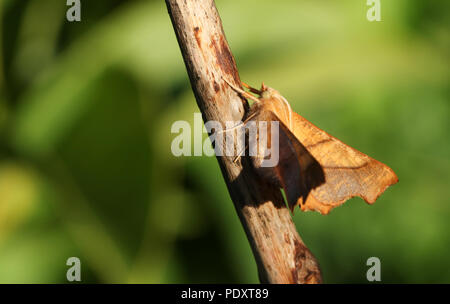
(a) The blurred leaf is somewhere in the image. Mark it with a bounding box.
[0,161,38,243]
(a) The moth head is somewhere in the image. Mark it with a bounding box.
[259,83,280,99]
[239,81,280,102]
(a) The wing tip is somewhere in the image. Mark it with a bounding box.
[294,171,398,215]
[362,172,399,205]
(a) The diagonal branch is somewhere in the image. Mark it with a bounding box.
[166,0,322,283]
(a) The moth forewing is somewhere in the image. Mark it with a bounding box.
[222,78,397,214]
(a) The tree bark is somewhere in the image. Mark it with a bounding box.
[165,0,322,283]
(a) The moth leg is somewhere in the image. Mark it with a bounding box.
[215,122,243,135]
[230,114,256,164]
[214,112,257,163]
[242,82,262,95]
[214,110,257,139]
[212,122,246,163]
[233,143,248,163]
[222,77,261,104]
[229,113,255,163]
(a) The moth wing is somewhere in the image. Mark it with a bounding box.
[290,112,398,214]
[250,110,325,211]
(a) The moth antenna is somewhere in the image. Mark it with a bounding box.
[279,95,293,130]
[222,77,261,104]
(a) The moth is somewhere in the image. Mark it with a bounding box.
[223,78,398,214]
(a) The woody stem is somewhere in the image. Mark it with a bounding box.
[165,0,322,283]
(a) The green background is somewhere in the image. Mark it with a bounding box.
[0,0,448,283]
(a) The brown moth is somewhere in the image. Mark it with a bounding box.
[223,78,398,214]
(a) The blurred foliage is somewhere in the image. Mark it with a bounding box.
[0,0,448,283]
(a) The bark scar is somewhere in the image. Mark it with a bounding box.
[210,35,240,84]
[194,26,202,48]
[293,239,322,284]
